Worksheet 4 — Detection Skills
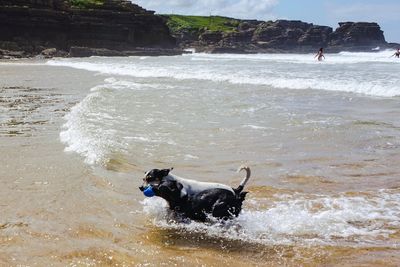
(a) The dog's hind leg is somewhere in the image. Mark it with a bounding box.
[211,199,239,220]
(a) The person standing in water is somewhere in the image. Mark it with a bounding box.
[315,48,325,61]
[391,48,400,58]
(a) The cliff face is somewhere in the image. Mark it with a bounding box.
[0,0,176,57]
[329,22,385,48]
[249,20,333,51]
[0,3,395,58]
[167,16,394,53]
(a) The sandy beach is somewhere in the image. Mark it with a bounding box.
[1,56,400,266]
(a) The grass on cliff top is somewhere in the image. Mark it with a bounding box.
[165,15,240,33]
[70,0,104,9]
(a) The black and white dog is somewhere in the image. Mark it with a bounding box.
[139,166,251,222]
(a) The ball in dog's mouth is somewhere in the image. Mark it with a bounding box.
[140,185,155,197]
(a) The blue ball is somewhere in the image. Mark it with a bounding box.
[143,185,155,197]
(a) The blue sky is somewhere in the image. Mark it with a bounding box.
[134,0,399,43]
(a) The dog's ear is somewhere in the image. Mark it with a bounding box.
[160,168,172,177]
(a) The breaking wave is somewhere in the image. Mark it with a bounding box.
[47,52,400,97]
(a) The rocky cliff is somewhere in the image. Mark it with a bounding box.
[0,3,397,58]
[329,22,386,49]
[166,16,397,53]
[0,0,177,58]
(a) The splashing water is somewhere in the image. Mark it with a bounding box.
[142,189,400,247]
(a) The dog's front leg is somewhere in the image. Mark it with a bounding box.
[157,181,186,211]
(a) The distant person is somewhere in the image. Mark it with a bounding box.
[315,48,325,61]
[391,48,400,58]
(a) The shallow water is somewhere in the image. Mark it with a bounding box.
[50,51,400,191]
[1,52,400,265]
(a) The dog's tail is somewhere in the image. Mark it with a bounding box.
[235,165,251,193]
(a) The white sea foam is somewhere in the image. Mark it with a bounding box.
[60,91,117,164]
[101,77,177,91]
[242,124,269,130]
[60,77,180,165]
[60,79,130,165]
[187,50,400,64]
[46,52,400,97]
[142,189,400,247]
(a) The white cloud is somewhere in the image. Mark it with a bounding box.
[133,0,279,20]
[324,2,400,42]
[326,3,400,22]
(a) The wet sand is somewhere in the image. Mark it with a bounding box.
[0,62,399,266]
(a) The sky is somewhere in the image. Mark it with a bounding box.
[133,0,400,43]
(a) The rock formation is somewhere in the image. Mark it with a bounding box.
[0,0,177,58]
[167,17,397,53]
[329,22,386,50]
[0,2,398,58]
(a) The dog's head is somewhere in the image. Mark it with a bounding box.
[139,168,173,191]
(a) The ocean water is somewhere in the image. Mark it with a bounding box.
[41,51,400,263]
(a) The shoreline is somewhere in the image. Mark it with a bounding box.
[1,45,398,61]
[0,46,187,60]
